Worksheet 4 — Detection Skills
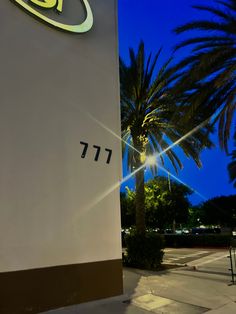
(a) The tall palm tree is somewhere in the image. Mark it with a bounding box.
[120,41,213,234]
[174,0,236,152]
[228,131,236,187]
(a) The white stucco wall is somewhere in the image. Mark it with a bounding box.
[0,0,122,272]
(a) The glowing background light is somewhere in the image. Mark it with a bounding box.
[145,155,156,166]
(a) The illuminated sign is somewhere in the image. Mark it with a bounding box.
[12,0,93,33]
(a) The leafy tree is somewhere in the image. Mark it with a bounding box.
[174,0,236,152]
[120,177,192,231]
[120,41,213,234]
[198,195,236,228]
[188,206,203,228]
[145,177,192,231]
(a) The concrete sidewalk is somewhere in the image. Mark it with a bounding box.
[42,263,236,314]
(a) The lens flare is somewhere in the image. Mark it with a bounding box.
[145,155,156,166]
[70,107,216,214]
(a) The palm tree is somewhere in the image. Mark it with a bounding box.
[120,41,213,234]
[174,0,236,152]
[228,131,236,187]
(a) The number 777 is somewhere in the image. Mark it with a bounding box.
[80,142,113,164]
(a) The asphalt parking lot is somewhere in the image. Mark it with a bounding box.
[164,248,230,276]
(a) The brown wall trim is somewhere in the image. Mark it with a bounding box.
[0,259,123,314]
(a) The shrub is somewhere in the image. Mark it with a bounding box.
[123,231,165,270]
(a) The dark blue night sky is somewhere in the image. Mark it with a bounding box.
[118,0,236,205]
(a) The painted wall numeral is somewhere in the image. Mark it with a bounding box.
[105,148,112,164]
[80,141,89,158]
[93,145,101,162]
[80,142,113,164]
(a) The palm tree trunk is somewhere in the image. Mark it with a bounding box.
[135,167,145,234]
[132,132,146,234]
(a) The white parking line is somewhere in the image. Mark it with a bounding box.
[164,251,209,259]
[187,252,228,267]
[177,251,209,259]
[164,257,179,261]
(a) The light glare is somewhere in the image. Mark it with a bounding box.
[145,155,156,166]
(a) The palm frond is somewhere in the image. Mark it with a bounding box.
[174,0,236,151]
[175,20,236,35]
[192,4,235,21]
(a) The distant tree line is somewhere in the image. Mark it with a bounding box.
[191,195,236,229]
[121,177,236,231]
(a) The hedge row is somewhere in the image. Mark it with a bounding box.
[122,233,232,269]
[123,232,165,270]
[164,234,231,247]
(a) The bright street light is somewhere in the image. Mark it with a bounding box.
[145,155,156,166]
